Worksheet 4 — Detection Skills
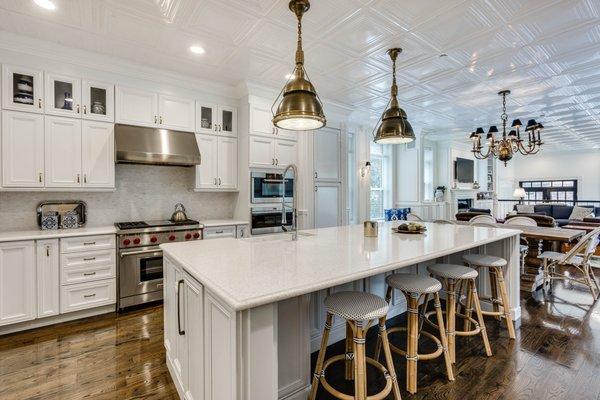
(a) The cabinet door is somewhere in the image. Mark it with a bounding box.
[82,121,115,188]
[236,225,250,238]
[217,137,237,189]
[314,128,340,181]
[164,257,178,366]
[185,275,204,400]
[0,241,36,326]
[249,136,275,168]
[195,134,218,189]
[275,139,297,167]
[45,73,82,118]
[275,128,297,141]
[2,65,44,113]
[36,240,60,318]
[82,80,114,122]
[45,116,82,188]
[115,86,158,128]
[250,103,275,137]
[159,94,195,132]
[218,105,237,137]
[1,111,45,187]
[314,183,342,229]
[196,102,218,135]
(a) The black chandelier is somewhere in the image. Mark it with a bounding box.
[470,90,544,166]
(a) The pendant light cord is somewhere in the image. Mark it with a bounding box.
[295,10,304,66]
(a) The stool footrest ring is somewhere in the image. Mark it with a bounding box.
[424,310,481,337]
[386,326,444,361]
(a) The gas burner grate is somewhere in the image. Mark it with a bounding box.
[115,221,150,230]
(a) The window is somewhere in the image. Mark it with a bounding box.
[423,146,433,201]
[370,143,391,220]
[519,179,578,204]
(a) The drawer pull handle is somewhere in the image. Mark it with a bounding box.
[215,230,224,234]
[83,242,96,245]
[83,257,96,261]
[177,279,185,335]
[84,293,96,298]
[83,272,96,276]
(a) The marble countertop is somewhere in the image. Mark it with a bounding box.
[161,222,520,311]
[0,226,116,242]
[200,219,249,227]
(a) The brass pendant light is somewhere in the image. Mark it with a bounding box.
[272,0,326,131]
[373,48,415,144]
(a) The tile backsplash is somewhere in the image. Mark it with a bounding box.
[0,164,239,231]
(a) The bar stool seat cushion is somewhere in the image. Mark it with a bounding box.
[462,253,507,267]
[386,274,442,294]
[428,264,478,280]
[324,291,389,321]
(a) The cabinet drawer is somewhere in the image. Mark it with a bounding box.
[203,226,236,239]
[60,235,115,253]
[60,279,116,313]
[61,249,116,285]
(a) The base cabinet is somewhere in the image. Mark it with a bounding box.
[36,240,60,318]
[0,241,36,326]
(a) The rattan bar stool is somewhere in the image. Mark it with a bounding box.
[424,264,492,363]
[374,274,454,394]
[309,291,401,400]
[460,253,516,339]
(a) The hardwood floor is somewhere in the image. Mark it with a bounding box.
[1,270,599,400]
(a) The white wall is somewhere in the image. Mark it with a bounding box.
[0,164,236,231]
[509,150,600,199]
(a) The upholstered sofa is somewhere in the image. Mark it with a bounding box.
[513,204,599,227]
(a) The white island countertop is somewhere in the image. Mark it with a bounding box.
[161,222,520,311]
[0,226,116,242]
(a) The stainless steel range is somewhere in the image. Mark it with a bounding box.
[116,219,203,309]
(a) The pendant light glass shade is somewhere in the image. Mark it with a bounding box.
[374,48,415,144]
[272,0,326,131]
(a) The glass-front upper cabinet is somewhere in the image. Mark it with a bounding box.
[219,105,237,136]
[82,80,114,122]
[196,102,217,134]
[45,73,81,118]
[2,65,44,113]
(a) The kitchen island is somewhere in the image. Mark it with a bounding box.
[161,221,521,400]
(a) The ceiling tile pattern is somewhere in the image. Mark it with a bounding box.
[0,0,599,149]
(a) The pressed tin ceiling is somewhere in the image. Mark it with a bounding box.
[0,0,599,150]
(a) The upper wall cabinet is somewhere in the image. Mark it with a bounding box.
[116,87,195,132]
[45,73,82,118]
[82,80,114,122]
[2,65,44,113]
[82,121,115,188]
[249,102,296,141]
[45,116,83,188]
[196,102,237,137]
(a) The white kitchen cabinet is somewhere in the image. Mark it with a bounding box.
[203,226,237,240]
[184,273,204,400]
[2,65,44,113]
[159,94,195,132]
[1,110,45,187]
[218,105,237,137]
[45,73,82,118]
[115,86,159,128]
[314,183,342,229]
[314,128,340,182]
[44,116,83,188]
[0,241,36,327]
[275,139,298,167]
[275,128,297,140]
[236,224,250,238]
[60,279,116,313]
[249,102,296,141]
[82,80,114,122]
[36,240,60,318]
[196,102,237,137]
[82,121,115,188]
[194,134,237,191]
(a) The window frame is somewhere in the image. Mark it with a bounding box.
[519,179,578,203]
[370,143,392,220]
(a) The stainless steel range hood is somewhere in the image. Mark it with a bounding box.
[115,124,201,167]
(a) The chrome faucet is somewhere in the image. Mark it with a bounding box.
[281,163,298,241]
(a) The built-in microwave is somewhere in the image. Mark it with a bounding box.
[251,172,294,204]
[251,206,293,235]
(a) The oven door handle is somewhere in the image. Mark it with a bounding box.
[119,249,162,258]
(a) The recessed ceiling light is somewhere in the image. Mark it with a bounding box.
[189,46,205,55]
[34,0,56,10]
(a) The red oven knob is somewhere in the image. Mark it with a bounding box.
[185,233,192,240]
[123,239,131,246]
[169,235,176,241]
[150,236,158,243]
[193,232,200,239]
[133,238,141,245]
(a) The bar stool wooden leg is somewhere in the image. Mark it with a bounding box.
[494,266,516,339]
[434,292,455,381]
[489,268,501,321]
[378,317,402,400]
[308,313,333,400]
[446,279,457,364]
[470,279,492,357]
[406,293,419,394]
[462,280,474,333]
[353,322,367,400]
[344,322,354,380]
[374,286,394,361]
